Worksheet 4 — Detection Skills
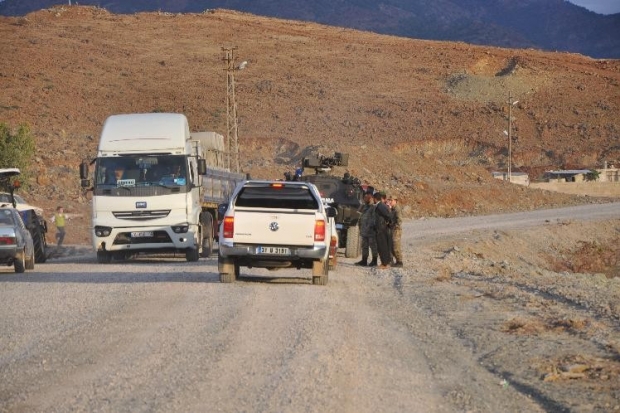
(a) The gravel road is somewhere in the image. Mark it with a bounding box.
[1,203,618,413]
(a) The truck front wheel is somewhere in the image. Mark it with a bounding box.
[97,251,112,263]
[186,247,199,262]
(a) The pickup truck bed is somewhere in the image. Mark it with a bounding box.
[218,180,335,285]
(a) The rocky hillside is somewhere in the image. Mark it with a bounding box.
[2,0,620,58]
[1,6,619,244]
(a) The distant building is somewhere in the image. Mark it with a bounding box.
[598,162,619,182]
[542,163,619,183]
[492,171,529,186]
[543,169,591,182]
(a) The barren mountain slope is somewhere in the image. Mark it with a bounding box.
[1,6,619,244]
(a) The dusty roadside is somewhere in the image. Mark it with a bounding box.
[389,205,620,412]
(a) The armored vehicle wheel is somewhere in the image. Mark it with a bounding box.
[345,225,361,258]
[31,223,47,263]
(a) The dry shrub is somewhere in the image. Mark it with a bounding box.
[548,238,620,278]
[537,355,620,382]
[501,317,546,335]
[434,267,453,282]
[548,317,590,332]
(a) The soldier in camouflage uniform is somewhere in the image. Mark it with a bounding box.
[389,196,403,267]
[355,191,378,266]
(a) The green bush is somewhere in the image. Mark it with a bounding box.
[0,123,36,188]
[586,169,600,182]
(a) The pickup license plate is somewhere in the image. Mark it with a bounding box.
[257,246,290,255]
[131,231,154,238]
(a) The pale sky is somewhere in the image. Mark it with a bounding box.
[568,0,620,14]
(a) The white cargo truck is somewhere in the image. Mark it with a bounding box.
[80,113,245,263]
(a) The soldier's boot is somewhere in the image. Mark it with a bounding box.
[368,257,378,267]
[355,256,368,266]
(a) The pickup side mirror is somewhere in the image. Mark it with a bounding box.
[326,206,337,218]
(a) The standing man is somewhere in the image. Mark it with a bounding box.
[355,191,378,267]
[373,192,392,269]
[51,206,67,247]
[389,196,403,267]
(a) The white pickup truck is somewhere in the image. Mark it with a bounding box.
[218,180,337,285]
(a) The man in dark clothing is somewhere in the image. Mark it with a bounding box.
[373,192,392,269]
[355,191,377,266]
[388,196,403,267]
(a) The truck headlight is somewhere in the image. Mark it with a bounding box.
[172,225,189,233]
[94,226,112,237]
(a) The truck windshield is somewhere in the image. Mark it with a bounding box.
[235,185,319,210]
[95,155,188,188]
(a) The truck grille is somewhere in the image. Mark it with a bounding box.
[113,210,170,221]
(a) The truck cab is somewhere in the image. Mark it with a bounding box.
[83,113,208,263]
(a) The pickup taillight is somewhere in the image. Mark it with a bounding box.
[0,236,16,245]
[314,220,326,242]
[223,216,234,238]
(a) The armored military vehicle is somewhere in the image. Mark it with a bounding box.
[297,152,363,258]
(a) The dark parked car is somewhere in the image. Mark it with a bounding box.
[0,207,35,273]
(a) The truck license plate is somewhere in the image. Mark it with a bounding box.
[258,246,290,255]
[131,231,154,238]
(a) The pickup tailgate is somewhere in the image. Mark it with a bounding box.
[233,209,317,246]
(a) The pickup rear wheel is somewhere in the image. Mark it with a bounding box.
[312,260,329,285]
[219,256,236,283]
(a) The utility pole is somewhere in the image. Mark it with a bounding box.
[222,46,240,173]
[506,92,519,183]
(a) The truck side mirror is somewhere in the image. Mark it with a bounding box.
[326,206,337,218]
[79,161,89,179]
[197,159,207,175]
